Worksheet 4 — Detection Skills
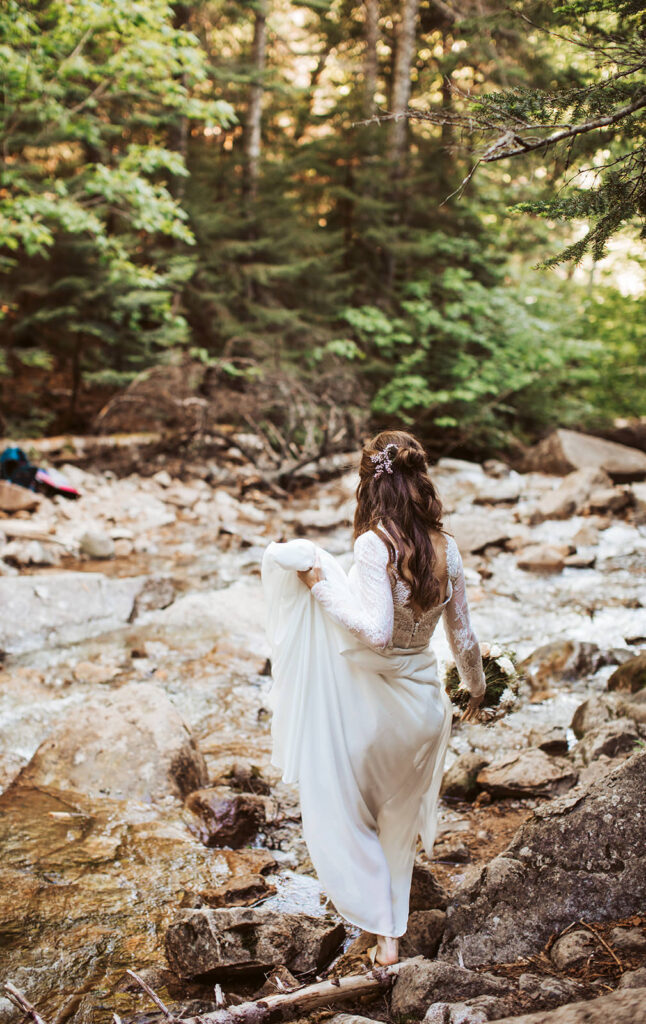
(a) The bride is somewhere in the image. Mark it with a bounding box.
[261,430,486,967]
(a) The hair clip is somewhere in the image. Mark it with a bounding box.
[370,443,398,479]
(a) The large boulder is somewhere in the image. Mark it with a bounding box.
[165,907,345,979]
[486,987,646,1024]
[0,572,145,655]
[438,751,646,967]
[400,909,446,958]
[476,749,578,799]
[14,682,207,801]
[524,429,646,482]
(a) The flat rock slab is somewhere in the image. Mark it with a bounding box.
[476,748,578,799]
[487,986,646,1023]
[439,751,646,967]
[0,571,145,655]
[165,907,345,979]
[448,513,512,554]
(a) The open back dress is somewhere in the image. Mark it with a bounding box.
[261,529,486,938]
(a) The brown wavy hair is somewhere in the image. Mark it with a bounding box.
[354,429,445,610]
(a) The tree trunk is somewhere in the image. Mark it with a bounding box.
[363,0,379,118]
[244,0,268,202]
[386,0,420,167]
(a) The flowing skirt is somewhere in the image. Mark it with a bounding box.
[261,539,453,937]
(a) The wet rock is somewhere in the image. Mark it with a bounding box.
[524,429,646,482]
[517,544,570,573]
[129,576,176,620]
[528,468,611,524]
[424,996,512,1023]
[607,652,646,693]
[0,572,145,655]
[164,907,345,979]
[571,694,620,738]
[442,753,489,802]
[484,987,646,1023]
[15,682,207,801]
[520,641,613,694]
[570,718,644,765]
[549,929,596,970]
[609,927,646,954]
[448,513,512,554]
[221,762,272,796]
[410,863,449,911]
[438,751,646,967]
[184,786,266,848]
[618,967,646,988]
[188,873,276,908]
[0,480,40,511]
[476,749,578,799]
[391,958,513,1018]
[400,909,446,958]
[80,529,115,559]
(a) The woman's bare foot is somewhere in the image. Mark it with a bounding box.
[375,935,399,965]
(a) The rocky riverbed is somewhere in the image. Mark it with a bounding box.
[0,427,645,1024]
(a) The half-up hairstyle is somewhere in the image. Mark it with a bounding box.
[354,429,445,610]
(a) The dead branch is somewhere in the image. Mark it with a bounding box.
[180,960,406,1024]
[125,970,177,1022]
[4,984,51,1024]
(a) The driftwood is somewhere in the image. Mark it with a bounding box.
[177,961,405,1024]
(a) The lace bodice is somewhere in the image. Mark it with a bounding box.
[311,530,486,698]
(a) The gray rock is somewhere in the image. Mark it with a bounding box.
[184,786,267,848]
[631,482,646,524]
[571,694,620,739]
[0,572,145,655]
[448,513,512,554]
[442,753,489,802]
[438,751,646,967]
[164,907,345,978]
[523,428,646,482]
[517,973,585,1006]
[618,967,646,988]
[484,986,646,1023]
[330,1017,383,1024]
[476,748,578,799]
[410,863,449,911]
[400,909,446,958]
[609,927,646,954]
[549,929,596,970]
[80,530,115,559]
[14,682,207,802]
[570,718,644,765]
[425,996,512,1023]
[391,958,513,1018]
[616,689,646,726]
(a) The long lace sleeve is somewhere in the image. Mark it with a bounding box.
[310,531,394,649]
[443,537,486,698]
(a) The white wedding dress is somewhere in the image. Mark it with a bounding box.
[261,529,486,938]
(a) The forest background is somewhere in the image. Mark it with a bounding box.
[1,0,644,459]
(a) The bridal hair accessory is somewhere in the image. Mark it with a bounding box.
[370,443,398,479]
